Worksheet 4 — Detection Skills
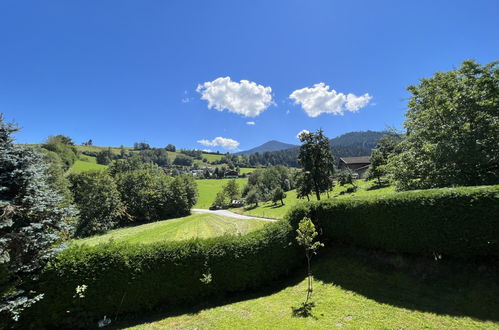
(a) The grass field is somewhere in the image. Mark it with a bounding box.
[202,153,224,162]
[240,167,256,175]
[68,155,108,173]
[234,180,396,219]
[194,178,248,209]
[76,212,267,246]
[122,246,499,329]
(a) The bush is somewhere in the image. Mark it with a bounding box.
[22,220,300,328]
[287,185,499,258]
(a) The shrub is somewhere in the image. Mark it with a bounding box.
[22,220,300,328]
[287,185,499,258]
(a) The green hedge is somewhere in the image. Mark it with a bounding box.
[23,220,300,328]
[287,185,499,258]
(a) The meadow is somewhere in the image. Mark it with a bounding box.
[76,212,266,246]
[122,246,499,329]
[194,178,248,208]
[234,180,396,219]
[68,154,108,173]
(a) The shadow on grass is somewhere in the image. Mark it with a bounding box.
[111,272,305,329]
[291,301,317,319]
[314,246,499,322]
[112,246,499,328]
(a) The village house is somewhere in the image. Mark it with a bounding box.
[338,156,371,179]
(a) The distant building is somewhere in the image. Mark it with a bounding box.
[224,170,239,179]
[338,156,371,179]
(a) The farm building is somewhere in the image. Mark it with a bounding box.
[224,170,239,179]
[338,156,371,179]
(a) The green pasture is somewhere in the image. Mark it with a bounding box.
[194,178,248,208]
[75,212,267,246]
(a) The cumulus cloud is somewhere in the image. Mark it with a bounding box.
[296,129,310,139]
[197,137,240,151]
[246,121,256,125]
[196,77,273,117]
[289,83,372,117]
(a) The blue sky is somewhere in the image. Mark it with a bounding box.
[1,0,498,152]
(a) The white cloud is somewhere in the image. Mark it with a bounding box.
[289,83,372,117]
[296,129,310,139]
[196,77,273,117]
[202,149,212,153]
[246,121,256,125]
[181,97,191,103]
[197,137,240,151]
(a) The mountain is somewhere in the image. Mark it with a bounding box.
[242,131,386,167]
[237,140,297,155]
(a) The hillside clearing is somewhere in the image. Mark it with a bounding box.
[75,212,266,245]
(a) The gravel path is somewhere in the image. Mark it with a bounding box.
[191,208,278,222]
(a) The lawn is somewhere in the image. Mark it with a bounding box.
[75,212,266,246]
[234,180,396,219]
[194,178,248,209]
[121,246,499,329]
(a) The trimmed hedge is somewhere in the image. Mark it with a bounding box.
[287,185,499,258]
[23,220,300,328]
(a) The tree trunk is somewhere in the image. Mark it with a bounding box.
[315,190,321,201]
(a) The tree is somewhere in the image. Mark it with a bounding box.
[172,154,193,166]
[337,168,355,186]
[245,188,260,207]
[297,129,335,200]
[295,171,312,201]
[68,171,125,237]
[272,187,286,205]
[223,179,240,201]
[165,144,176,152]
[133,142,150,150]
[96,148,113,165]
[295,217,324,306]
[390,60,499,190]
[367,131,403,185]
[213,191,229,208]
[42,135,78,170]
[0,116,75,323]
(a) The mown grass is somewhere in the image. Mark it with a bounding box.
[194,178,248,209]
[121,246,499,329]
[75,212,267,246]
[234,180,396,219]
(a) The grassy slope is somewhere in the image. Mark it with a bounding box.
[239,167,256,175]
[194,178,248,209]
[234,180,396,219]
[125,247,499,329]
[68,155,107,173]
[76,212,267,246]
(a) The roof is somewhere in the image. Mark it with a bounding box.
[339,156,371,164]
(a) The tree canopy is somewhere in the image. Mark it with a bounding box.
[390,59,499,189]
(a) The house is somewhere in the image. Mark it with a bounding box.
[338,156,371,179]
[224,170,239,179]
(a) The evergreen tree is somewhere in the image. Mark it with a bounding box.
[0,115,75,322]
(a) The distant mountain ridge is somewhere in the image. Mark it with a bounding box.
[239,131,386,167]
[237,140,297,155]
